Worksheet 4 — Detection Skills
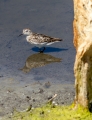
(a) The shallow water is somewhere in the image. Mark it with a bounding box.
[0,0,75,86]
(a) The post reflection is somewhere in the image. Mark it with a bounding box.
[20,53,61,73]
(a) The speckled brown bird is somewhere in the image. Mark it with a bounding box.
[19,28,63,52]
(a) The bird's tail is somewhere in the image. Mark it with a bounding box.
[52,38,63,42]
[55,38,63,41]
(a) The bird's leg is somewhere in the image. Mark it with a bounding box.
[39,50,43,53]
[38,48,43,53]
[42,47,46,52]
[41,47,45,53]
[39,47,46,53]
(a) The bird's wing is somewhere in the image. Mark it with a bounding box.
[33,33,62,43]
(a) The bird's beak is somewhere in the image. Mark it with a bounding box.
[18,33,23,37]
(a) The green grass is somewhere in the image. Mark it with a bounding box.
[5,104,92,120]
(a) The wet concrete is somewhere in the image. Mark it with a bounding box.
[0,0,75,117]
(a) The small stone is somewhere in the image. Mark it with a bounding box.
[52,101,56,104]
[48,95,52,100]
[61,102,64,104]
[44,81,51,88]
[38,88,44,93]
[26,96,31,101]
[33,99,35,102]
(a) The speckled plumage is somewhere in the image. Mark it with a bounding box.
[27,32,62,44]
[19,28,63,52]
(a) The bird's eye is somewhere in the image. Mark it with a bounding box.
[26,30,28,32]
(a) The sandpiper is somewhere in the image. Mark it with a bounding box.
[19,28,63,52]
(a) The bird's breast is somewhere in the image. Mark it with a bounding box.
[26,36,32,42]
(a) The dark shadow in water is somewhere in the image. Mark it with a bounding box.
[20,53,61,73]
[32,47,68,53]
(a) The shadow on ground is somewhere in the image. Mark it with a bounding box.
[32,47,68,53]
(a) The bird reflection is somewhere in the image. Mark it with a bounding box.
[21,53,61,73]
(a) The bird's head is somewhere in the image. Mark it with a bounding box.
[19,28,32,36]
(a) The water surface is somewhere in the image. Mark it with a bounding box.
[0,0,75,86]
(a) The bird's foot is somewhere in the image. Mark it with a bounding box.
[39,50,43,53]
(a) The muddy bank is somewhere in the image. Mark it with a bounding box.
[0,79,74,117]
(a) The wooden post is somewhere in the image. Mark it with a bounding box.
[73,0,92,110]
